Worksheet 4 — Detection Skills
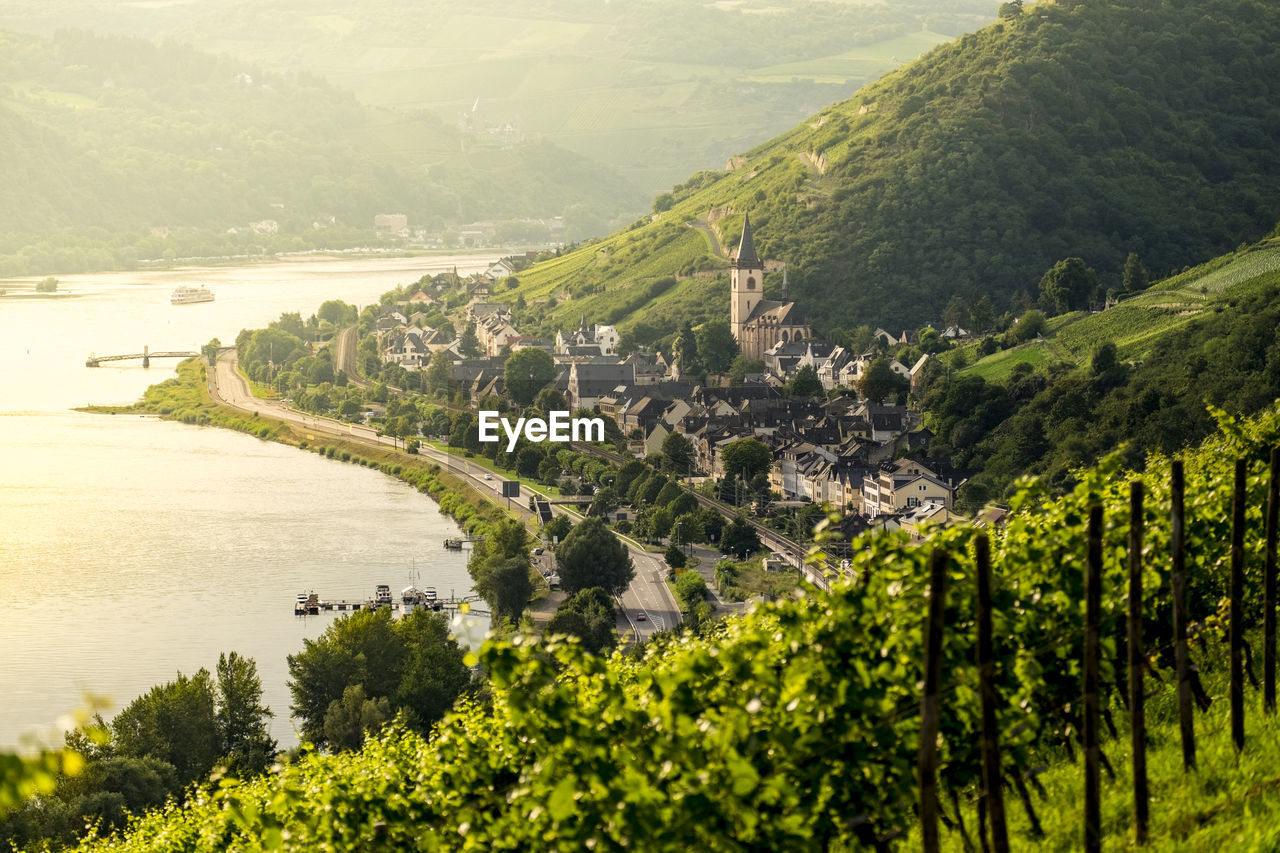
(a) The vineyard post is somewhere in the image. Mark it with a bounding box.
[1172,459,1196,770]
[919,548,949,853]
[1084,504,1103,853]
[1231,457,1246,752]
[975,534,1009,853]
[1265,447,1278,714]
[1128,481,1148,844]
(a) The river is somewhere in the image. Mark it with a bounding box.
[0,254,497,748]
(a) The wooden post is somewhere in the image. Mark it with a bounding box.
[1231,457,1246,752]
[1266,447,1279,714]
[1171,459,1196,770]
[919,548,949,853]
[1084,504,1103,853]
[1128,481,1149,844]
[975,534,1010,853]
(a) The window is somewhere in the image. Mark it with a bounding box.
[746,276,756,290]
[907,497,918,507]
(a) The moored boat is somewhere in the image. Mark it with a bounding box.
[171,285,214,305]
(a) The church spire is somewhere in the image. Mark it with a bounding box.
[734,214,760,268]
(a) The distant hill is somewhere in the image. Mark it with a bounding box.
[502,0,1280,338]
[0,29,645,275]
[0,0,994,194]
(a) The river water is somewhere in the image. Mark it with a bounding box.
[0,255,496,747]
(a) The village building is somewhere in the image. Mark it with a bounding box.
[729,216,811,360]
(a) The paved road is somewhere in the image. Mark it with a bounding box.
[208,348,681,642]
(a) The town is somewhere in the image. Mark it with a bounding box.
[358,216,986,556]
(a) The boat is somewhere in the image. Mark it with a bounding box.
[443,538,463,550]
[294,592,319,615]
[423,586,438,603]
[374,584,393,606]
[171,285,214,305]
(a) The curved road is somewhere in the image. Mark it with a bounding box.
[208,349,680,642]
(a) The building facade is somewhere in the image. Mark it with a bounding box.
[729,215,811,360]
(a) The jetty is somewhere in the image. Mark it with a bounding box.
[294,589,488,616]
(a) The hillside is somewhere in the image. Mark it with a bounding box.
[500,0,1280,337]
[0,0,993,194]
[921,228,1280,506]
[39,402,1280,851]
[0,29,646,275]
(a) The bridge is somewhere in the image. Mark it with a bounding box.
[86,345,199,368]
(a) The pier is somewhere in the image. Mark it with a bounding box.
[295,591,488,617]
[86,345,198,368]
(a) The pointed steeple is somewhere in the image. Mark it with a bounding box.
[734,214,761,268]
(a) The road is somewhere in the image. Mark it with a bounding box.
[208,348,680,643]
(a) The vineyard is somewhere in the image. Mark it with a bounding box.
[23,403,1275,850]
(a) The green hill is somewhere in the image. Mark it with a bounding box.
[921,227,1280,506]
[0,29,646,275]
[501,0,1280,338]
[33,401,1280,851]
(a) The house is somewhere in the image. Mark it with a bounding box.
[407,290,435,306]
[484,259,518,282]
[466,302,511,323]
[374,214,408,234]
[554,318,620,356]
[862,459,963,518]
[909,354,931,394]
[566,361,635,410]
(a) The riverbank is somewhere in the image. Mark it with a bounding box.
[80,359,510,539]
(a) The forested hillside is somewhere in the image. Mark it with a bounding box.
[503,0,1280,335]
[0,29,645,275]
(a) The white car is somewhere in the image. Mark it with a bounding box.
[484,473,493,480]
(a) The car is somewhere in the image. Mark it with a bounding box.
[636,613,647,622]
[533,547,544,555]
[484,473,493,480]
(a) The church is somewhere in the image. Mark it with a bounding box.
[729,215,811,361]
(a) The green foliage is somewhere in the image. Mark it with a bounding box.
[856,357,907,404]
[1010,309,1046,342]
[721,438,772,483]
[660,431,694,475]
[34,276,57,293]
[503,347,556,405]
[286,609,470,746]
[720,515,761,559]
[672,569,706,611]
[111,671,220,784]
[555,517,634,595]
[663,543,687,570]
[787,364,823,398]
[544,587,618,655]
[1038,257,1098,314]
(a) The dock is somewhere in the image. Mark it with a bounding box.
[294,590,488,617]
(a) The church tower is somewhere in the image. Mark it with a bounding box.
[730,214,764,347]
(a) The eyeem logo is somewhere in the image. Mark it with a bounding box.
[478,410,605,452]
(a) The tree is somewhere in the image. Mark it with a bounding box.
[998,0,1023,20]
[392,609,472,730]
[534,387,567,413]
[673,322,700,372]
[589,486,620,517]
[1122,252,1150,294]
[286,609,404,744]
[214,653,276,778]
[942,294,967,331]
[322,685,390,753]
[673,511,704,546]
[727,356,765,386]
[458,324,482,358]
[543,514,572,544]
[1010,309,1047,342]
[661,432,695,476]
[1038,257,1098,314]
[664,542,688,570]
[504,348,556,405]
[556,517,634,595]
[721,438,772,483]
[650,506,674,541]
[545,587,617,653]
[34,276,58,293]
[969,295,996,334]
[674,571,708,612]
[111,670,220,784]
[695,322,739,374]
[720,515,761,559]
[427,350,454,397]
[474,556,535,626]
[317,300,355,326]
[787,365,823,397]
[857,358,907,404]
